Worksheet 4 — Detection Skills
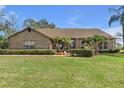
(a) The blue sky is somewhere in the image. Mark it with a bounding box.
[0,5,122,41]
[3,5,120,29]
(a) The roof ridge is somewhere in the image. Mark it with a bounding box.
[37,28,101,30]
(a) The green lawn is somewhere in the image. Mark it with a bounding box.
[0,55,124,88]
[120,49,124,53]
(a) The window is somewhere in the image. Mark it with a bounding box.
[24,40,35,49]
[81,39,85,48]
[104,42,108,49]
[70,39,76,48]
[99,42,103,49]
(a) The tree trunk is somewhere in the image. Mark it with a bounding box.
[56,43,59,52]
[122,25,124,49]
[94,42,99,54]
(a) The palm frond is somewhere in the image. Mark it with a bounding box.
[118,6,124,12]
[120,12,124,24]
[109,8,120,15]
[109,15,120,27]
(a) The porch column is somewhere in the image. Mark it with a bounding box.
[113,39,116,48]
[102,42,104,49]
[49,43,52,50]
[107,41,110,49]
[75,38,79,48]
[78,39,82,48]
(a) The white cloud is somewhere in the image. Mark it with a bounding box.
[82,25,103,29]
[103,26,122,44]
[67,9,83,27]
[103,26,122,36]
[68,16,81,27]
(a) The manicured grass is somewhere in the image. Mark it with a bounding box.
[120,49,124,52]
[0,55,124,88]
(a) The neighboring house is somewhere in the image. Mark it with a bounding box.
[8,27,115,49]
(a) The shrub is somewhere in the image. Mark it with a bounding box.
[98,49,120,53]
[0,49,55,55]
[70,49,94,57]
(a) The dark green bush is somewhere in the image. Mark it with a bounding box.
[70,49,94,57]
[0,49,55,55]
[98,49,120,53]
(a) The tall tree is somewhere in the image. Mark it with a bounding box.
[38,19,48,28]
[23,19,56,29]
[23,19,40,29]
[0,9,18,37]
[109,6,124,48]
[3,13,18,37]
[47,23,56,29]
[0,7,18,49]
[0,9,5,31]
[0,35,8,49]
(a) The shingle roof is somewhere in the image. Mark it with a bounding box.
[37,28,113,39]
[8,27,113,39]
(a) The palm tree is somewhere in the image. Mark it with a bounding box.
[53,36,62,52]
[109,6,124,48]
[93,35,105,54]
[53,37,71,52]
[85,35,105,54]
[114,32,122,48]
[61,37,71,51]
[84,37,94,48]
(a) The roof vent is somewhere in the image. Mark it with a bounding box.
[28,28,31,32]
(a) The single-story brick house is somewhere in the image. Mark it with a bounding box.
[8,27,115,49]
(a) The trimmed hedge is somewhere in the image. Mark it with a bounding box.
[70,49,94,57]
[0,49,55,55]
[98,49,120,53]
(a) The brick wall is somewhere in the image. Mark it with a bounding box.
[8,29,52,49]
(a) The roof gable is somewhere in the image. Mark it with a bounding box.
[8,27,52,40]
